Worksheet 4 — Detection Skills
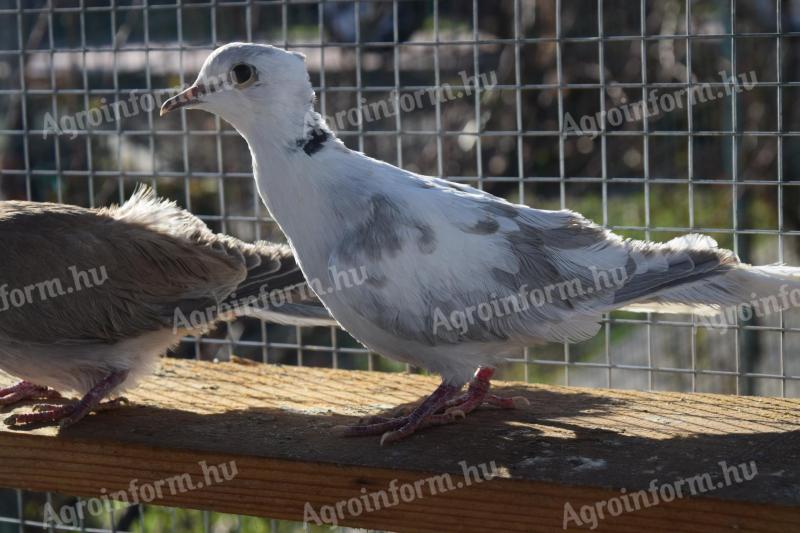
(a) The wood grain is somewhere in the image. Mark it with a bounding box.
[0,359,799,532]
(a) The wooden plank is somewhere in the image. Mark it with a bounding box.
[0,359,799,532]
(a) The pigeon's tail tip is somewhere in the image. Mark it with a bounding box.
[742,264,800,300]
[623,262,800,316]
[751,264,800,281]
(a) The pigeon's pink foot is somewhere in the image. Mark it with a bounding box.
[18,397,130,427]
[443,367,530,418]
[334,380,461,445]
[334,367,530,445]
[5,370,129,429]
[9,403,78,426]
[0,381,61,406]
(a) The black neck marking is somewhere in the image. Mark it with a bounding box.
[297,128,328,156]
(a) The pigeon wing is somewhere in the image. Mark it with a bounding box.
[328,177,735,347]
[0,200,247,344]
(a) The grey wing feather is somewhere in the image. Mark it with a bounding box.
[329,180,739,348]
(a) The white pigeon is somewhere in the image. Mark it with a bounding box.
[162,43,800,444]
[0,186,335,428]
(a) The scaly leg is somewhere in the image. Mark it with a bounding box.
[334,366,530,445]
[5,370,129,429]
[0,381,61,406]
[443,367,529,418]
[334,380,461,445]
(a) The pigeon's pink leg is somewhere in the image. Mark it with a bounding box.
[334,380,461,445]
[5,370,129,429]
[334,367,530,445]
[443,367,529,417]
[0,381,61,406]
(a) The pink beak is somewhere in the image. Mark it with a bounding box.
[160,84,206,116]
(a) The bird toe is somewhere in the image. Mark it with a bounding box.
[512,396,531,408]
[445,408,467,420]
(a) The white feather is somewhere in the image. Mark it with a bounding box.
[189,43,800,385]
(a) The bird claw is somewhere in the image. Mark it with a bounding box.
[512,396,530,408]
[379,431,395,446]
[445,408,466,420]
[380,429,406,447]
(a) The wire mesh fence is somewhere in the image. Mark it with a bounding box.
[0,0,798,531]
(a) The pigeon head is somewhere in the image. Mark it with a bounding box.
[161,43,313,135]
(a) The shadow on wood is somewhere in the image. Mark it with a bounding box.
[0,359,798,532]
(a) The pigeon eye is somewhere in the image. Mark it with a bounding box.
[231,64,256,87]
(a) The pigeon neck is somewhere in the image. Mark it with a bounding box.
[296,111,332,156]
[244,108,342,235]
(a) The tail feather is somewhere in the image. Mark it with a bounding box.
[238,303,338,327]
[220,240,337,327]
[616,235,800,316]
[225,241,309,302]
